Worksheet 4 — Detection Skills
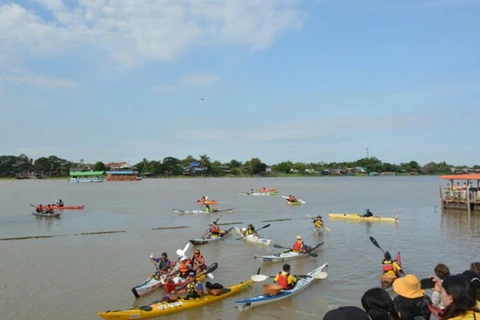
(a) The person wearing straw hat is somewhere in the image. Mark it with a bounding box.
[290,235,311,253]
[392,274,432,320]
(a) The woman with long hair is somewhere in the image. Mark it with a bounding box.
[361,288,400,320]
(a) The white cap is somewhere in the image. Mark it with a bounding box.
[180,256,188,261]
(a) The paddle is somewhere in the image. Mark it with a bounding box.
[370,236,405,275]
[239,223,270,239]
[251,270,328,282]
[149,253,159,271]
[306,214,331,232]
[273,243,318,257]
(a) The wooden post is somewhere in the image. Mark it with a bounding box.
[439,186,443,209]
[467,180,471,218]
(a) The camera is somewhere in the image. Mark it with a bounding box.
[420,277,435,289]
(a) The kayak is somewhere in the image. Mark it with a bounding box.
[132,272,168,298]
[189,227,234,245]
[254,242,324,263]
[234,227,272,245]
[286,200,301,205]
[234,263,328,312]
[32,211,61,217]
[239,192,278,196]
[328,212,399,223]
[380,252,403,289]
[195,200,218,205]
[174,208,233,215]
[314,227,324,234]
[256,188,277,192]
[97,279,254,320]
[163,274,206,293]
[51,205,84,210]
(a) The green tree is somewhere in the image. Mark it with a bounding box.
[199,154,211,175]
[162,157,182,176]
[274,161,293,174]
[94,161,106,171]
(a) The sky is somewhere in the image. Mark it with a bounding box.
[0,0,479,166]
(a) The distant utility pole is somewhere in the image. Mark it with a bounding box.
[366,147,369,158]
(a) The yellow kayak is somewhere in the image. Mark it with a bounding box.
[328,212,399,223]
[98,280,253,319]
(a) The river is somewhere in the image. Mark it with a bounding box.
[1,176,478,319]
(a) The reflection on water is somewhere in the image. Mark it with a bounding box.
[440,209,480,238]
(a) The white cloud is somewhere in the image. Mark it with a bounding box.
[0,1,306,68]
[0,69,79,88]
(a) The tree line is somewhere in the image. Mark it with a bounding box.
[1,153,478,178]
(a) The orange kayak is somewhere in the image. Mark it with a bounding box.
[195,200,218,205]
[51,205,84,210]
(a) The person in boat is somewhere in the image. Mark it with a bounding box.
[56,199,64,207]
[274,263,297,290]
[288,195,297,202]
[208,221,226,238]
[290,235,311,253]
[151,252,172,275]
[45,204,55,214]
[382,251,404,277]
[176,256,193,278]
[312,215,324,228]
[363,208,374,217]
[183,272,204,299]
[245,224,257,235]
[200,196,207,204]
[190,249,207,273]
[36,204,43,213]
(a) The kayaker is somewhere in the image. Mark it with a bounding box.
[290,235,310,253]
[151,252,172,274]
[190,249,207,273]
[183,272,204,299]
[288,195,297,202]
[363,208,374,217]
[246,224,257,236]
[56,199,64,207]
[177,256,193,278]
[312,216,324,228]
[36,204,43,213]
[208,221,225,238]
[46,204,55,214]
[382,251,404,276]
[274,264,297,290]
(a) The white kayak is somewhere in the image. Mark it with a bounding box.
[189,227,234,245]
[234,263,328,312]
[174,208,233,215]
[234,227,272,245]
[32,211,61,217]
[254,242,324,263]
[131,272,167,298]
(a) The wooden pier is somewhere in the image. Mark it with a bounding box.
[439,174,480,216]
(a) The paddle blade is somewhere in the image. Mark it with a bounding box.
[312,271,328,280]
[369,236,384,253]
[203,262,218,275]
[273,243,288,249]
[206,273,214,279]
[325,227,331,232]
[251,274,269,282]
[308,252,318,258]
[176,249,183,256]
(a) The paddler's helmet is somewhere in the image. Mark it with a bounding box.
[384,251,391,260]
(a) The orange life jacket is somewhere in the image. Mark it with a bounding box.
[211,225,220,236]
[277,272,289,289]
[179,260,191,276]
[292,241,303,252]
[190,254,205,270]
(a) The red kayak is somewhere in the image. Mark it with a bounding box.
[51,205,85,210]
